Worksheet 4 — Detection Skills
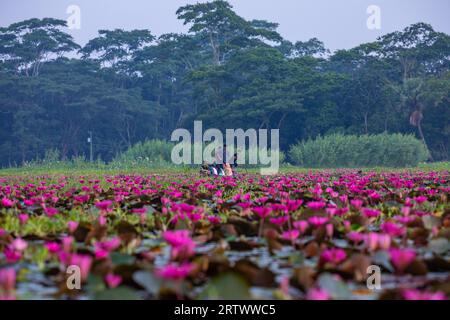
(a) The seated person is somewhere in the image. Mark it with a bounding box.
[224,163,233,176]
[200,161,210,175]
[231,153,238,168]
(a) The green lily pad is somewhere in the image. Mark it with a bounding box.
[198,272,251,300]
[94,287,140,300]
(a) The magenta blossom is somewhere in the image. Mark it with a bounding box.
[269,216,289,226]
[70,254,92,282]
[18,214,29,225]
[163,230,196,260]
[95,200,113,212]
[321,248,347,265]
[207,216,221,224]
[307,201,326,211]
[281,230,300,241]
[308,216,329,227]
[105,273,122,288]
[45,242,61,253]
[390,248,416,273]
[98,237,121,251]
[365,232,391,251]
[326,224,334,238]
[403,289,446,300]
[413,196,428,204]
[380,222,405,237]
[0,268,16,300]
[11,238,27,252]
[61,236,74,252]
[156,262,193,280]
[350,199,364,209]
[24,199,34,206]
[347,231,365,243]
[67,221,79,233]
[306,288,330,300]
[44,207,58,217]
[293,220,309,234]
[1,198,14,207]
[362,208,381,218]
[94,248,109,259]
[252,206,273,219]
[4,247,21,263]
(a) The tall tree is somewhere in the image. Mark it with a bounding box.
[176,0,282,65]
[0,18,79,76]
[80,29,155,74]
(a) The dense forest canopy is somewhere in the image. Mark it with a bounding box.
[0,0,449,166]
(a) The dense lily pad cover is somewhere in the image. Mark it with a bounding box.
[0,170,449,300]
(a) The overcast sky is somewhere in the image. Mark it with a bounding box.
[1,0,449,51]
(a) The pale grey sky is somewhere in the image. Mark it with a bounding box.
[0,0,449,51]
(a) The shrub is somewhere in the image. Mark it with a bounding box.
[288,133,429,168]
[112,139,175,168]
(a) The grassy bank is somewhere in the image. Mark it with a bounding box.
[0,162,448,177]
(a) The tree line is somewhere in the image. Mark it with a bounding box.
[0,0,449,166]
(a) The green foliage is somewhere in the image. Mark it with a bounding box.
[19,148,107,170]
[289,133,429,168]
[112,139,175,168]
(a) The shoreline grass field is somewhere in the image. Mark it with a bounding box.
[0,161,448,177]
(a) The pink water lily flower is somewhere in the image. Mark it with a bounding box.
[350,199,363,209]
[390,248,416,273]
[18,214,29,225]
[95,200,113,212]
[67,221,79,233]
[307,201,326,211]
[70,254,92,282]
[281,230,300,241]
[362,208,381,218]
[94,248,109,259]
[44,207,58,217]
[368,191,381,200]
[413,196,428,204]
[364,232,391,251]
[45,242,61,253]
[403,289,446,300]
[105,273,122,288]
[11,238,27,252]
[163,230,196,260]
[306,288,330,300]
[24,199,34,206]
[252,206,272,219]
[269,216,289,226]
[321,248,347,265]
[347,231,365,244]
[156,262,193,280]
[98,215,107,226]
[74,195,89,204]
[1,198,14,207]
[98,237,121,252]
[0,268,16,300]
[380,222,405,237]
[4,247,21,263]
[61,236,74,252]
[377,234,391,250]
[308,216,328,227]
[207,216,221,224]
[293,220,309,234]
